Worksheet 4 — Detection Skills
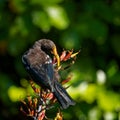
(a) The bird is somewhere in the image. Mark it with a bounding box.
[22,39,75,109]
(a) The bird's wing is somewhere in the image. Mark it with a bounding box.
[29,62,55,91]
[22,52,55,91]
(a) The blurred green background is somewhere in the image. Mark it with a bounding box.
[0,0,120,120]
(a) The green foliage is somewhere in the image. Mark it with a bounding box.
[0,0,120,120]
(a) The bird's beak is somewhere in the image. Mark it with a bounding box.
[52,46,60,67]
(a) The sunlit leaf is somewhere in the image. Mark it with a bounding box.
[88,107,101,120]
[80,83,97,103]
[97,90,120,111]
[8,86,26,102]
[46,5,69,29]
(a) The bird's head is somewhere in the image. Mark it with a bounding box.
[36,39,60,67]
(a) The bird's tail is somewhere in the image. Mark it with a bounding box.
[53,81,76,109]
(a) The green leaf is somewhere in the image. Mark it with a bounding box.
[10,17,29,36]
[8,85,26,102]
[46,5,69,29]
[9,0,26,13]
[111,35,120,56]
[88,19,108,44]
[32,11,51,32]
[30,0,63,5]
[84,1,115,23]
[97,90,120,111]
[80,83,97,103]
[8,38,26,56]
[60,30,81,49]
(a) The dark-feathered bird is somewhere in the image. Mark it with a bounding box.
[22,39,75,109]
